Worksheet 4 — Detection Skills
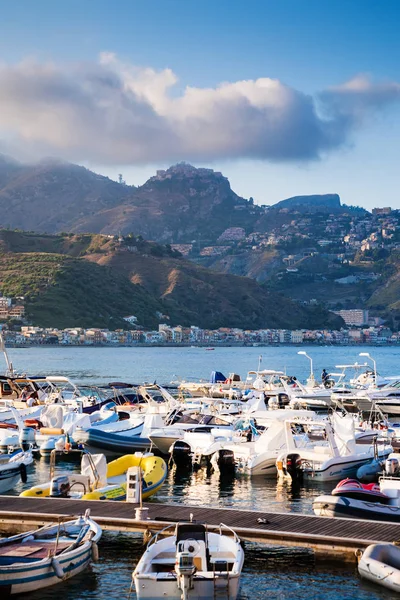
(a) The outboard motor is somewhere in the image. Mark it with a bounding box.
[385,457,399,476]
[278,394,289,408]
[216,449,235,473]
[171,441,192,468]
[19,427,35,451]
[50,475,70,497]
[285,453,303,482]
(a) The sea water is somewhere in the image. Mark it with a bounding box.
[5,345,398,599]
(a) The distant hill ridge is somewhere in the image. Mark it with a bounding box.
[0,154,355,242]
[273,193,342,213]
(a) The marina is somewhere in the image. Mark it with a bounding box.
[2,344,400,598]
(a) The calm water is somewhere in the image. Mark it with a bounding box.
[4,345,400,599]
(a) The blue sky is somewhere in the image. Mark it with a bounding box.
[1,0,400,209]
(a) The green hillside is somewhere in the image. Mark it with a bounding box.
[0,230,344,330]
[0,252,161,329]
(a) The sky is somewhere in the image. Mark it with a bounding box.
[0,0,400,209]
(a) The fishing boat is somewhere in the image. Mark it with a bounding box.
[133,521,244,600]
[0,449,32,494]
[21,450,167,501]
[0,509,101,596]
[358,543,400,592]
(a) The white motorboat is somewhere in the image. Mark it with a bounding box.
[0,509,101,596]
[358,543,400,592]
[276,413,392,482]
[133,521,244,600]
[0,449,32,493]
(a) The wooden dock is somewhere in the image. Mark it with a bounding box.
[0,495,398,562]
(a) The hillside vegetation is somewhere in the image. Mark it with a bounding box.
[0,230,343,330]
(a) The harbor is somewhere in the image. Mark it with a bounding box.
[1,344,400,598]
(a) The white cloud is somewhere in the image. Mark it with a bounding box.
[0,55,399,165]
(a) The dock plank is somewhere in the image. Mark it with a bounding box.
[0,495,397,562]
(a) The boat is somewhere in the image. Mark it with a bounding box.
[21,451,167,501]
[313,456,400,520]
[358,543,400,592]
[0,509,101,596]
[0,449,32,494]
[133,521,244,600]
[276,413,392,483]
[331,478,390,503]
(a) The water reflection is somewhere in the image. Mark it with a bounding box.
[18,532,385,600]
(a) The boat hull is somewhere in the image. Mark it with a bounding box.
[135,572,241,600]
[72,428,151,456]
[313,494,400,521]
[302,454,391,482]
[0,471,21,495]
[0,541,93,596]
[359,544,400,592]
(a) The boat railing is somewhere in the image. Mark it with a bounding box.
[49,448,101,490]
[146,522,177,547]
[217,523,241,544]
[145,521,241,549]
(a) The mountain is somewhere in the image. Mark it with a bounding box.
[0,157,262,241]
[0,230,343,330]
[67,162,262,242]
[272,194,342,214]
[0,156,132,233]
[0,155,350,243]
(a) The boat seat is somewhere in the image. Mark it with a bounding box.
[209,556,235,563]
[151,558,176,565]
[155,551,176,559]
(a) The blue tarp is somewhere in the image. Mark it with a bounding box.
[210,371,226,383]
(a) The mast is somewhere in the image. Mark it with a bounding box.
[0,331,15,377]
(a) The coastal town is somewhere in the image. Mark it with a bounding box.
[1,315,399,346]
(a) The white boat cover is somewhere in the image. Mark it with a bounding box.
[40,405,64,429]
[81,453,107,487]
[331,413,356,455]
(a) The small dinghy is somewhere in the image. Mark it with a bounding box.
[0,449,32,494]
[21,451,167,501]
[358,543,400,592]
[133,521,244,600]
[0,509,101,596]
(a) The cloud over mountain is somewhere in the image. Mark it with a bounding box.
[0,54,399,165]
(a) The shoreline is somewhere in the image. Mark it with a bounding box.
[4,342,400,349]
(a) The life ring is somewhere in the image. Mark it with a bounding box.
[224,378,232,384]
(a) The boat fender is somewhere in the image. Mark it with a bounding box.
[355,548,363,563]
[51,557,65,579]
[39,428,64,436]
[91,541,99,562]
[19,463,27,484]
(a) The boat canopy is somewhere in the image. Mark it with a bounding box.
[210,371,226,383]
